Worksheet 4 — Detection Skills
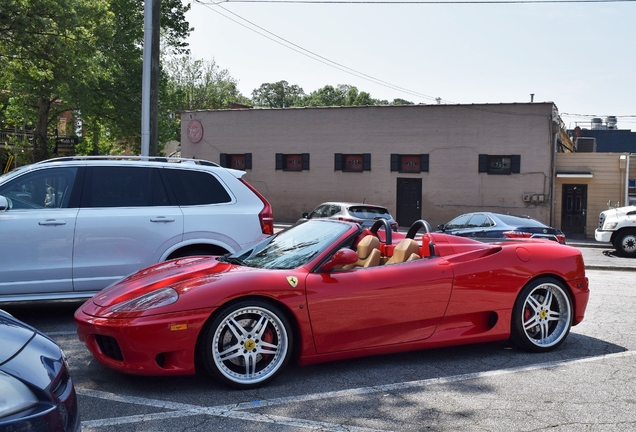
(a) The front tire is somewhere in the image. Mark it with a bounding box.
[511,278,573,353]
[614,230,636,257]
[201,300,292,389]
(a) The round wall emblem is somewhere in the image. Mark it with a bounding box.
[187,120,203,143]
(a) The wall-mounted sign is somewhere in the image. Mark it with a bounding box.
[56,137,78,148]
[187,120,203,143]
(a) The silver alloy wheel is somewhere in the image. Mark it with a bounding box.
[212,305,288,386]
[520,282,571,348]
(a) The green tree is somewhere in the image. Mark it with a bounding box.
[302,85,347,106]
[0,0,192,161]
[0,0,113,161]
[251,81,305,108]
[300,84,407,107]
[161,54,250,148]
[77,0,192,155]
[391,98,414,105]
[163,54,250,111]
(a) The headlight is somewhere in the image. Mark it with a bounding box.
[604,222,618,230]
[112,287,178,313]
[0,371,38,418]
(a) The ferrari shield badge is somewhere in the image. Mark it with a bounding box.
[286,276,299,288]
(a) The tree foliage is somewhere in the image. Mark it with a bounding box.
[0,0,113,161]
[302,84,379,106]
[0,0,191,161]
[251,81,305,108]
[250,82,413,108]
[163,54,250,111]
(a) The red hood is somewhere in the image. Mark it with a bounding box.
[82,255,274,318]
[92,256,232,308]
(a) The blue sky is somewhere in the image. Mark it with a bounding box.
[184,0,636,129]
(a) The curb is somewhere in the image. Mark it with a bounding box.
[585,265,636,272]
[568,243,612,249]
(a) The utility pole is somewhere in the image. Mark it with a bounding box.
[141,0,160,156]
[150,0,160,156]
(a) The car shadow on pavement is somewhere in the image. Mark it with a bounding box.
[602,250,635,259]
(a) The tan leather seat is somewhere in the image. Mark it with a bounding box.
[385,239,420,265]
[343,235,381,269]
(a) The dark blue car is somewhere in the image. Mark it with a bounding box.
[0,309,80,432]
[438,212,566,244]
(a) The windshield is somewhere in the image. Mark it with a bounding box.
[0,164,30,183]
[231,220,352,269]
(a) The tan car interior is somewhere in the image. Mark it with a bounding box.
[343,234,435,269]
[342,235,382,269]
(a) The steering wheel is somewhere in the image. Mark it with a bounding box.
[406,219,432,239]
[370,218,392,245]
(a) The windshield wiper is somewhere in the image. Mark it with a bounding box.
[217,254,246,266]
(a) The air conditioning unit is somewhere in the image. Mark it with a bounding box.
[576,137,597,152]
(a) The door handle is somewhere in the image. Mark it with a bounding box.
[150,217,175,223]
[39,219,66,226]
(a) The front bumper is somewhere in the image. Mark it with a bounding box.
[75,305,215,376]
[594,229,613,243]
[567,277,590,326]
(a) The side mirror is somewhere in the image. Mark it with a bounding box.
[302,212,309,219]
[0,196,9,211]
[437,224,445,231]
[321,248,358,271]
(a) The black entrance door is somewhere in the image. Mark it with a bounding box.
[396,178,422,227]
[561,184,588,237]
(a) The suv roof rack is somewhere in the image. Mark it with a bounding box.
[40,155,220,167]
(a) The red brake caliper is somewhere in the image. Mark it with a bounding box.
[260,328,274,361]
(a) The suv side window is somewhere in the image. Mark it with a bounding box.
[164,169,232,205]
[0,167,78,210]
[82,166,169,208]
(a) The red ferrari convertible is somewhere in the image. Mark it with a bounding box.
[75,219,589,389]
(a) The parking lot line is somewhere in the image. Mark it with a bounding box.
[78,350,636,430]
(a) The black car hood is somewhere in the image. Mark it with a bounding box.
[0,309,36,364]
[0,309,65,390]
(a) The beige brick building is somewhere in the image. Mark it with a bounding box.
[555,152,636,238]
[179,102,632,238]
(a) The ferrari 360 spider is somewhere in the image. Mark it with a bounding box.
[75,219,589,389]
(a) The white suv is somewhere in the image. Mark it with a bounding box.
[0,156,273,301]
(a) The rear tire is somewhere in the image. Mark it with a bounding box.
[511,278,573,353]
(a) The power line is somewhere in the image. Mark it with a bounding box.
[194,0,452,103]
[208,0,636,4]
[193,0,636,115]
